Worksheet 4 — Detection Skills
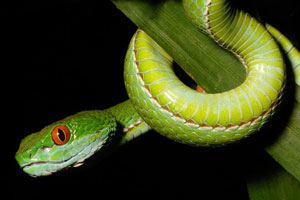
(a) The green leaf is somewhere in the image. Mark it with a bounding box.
[112,0,245,93]
[111,0,300,182]
[265,101,300,182]
[247,159,300,200]
[296,85,300,104]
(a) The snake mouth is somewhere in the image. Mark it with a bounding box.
[20,159,74,177]
[21,160,66,170]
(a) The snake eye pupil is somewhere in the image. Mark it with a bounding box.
[57,129,65,141]
[51,125,70,145]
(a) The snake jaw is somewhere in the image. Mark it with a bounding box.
[20,158,81,177]
[20,157,85,177]
[21,160,67,177]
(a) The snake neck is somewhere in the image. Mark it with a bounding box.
[105,100,151,144]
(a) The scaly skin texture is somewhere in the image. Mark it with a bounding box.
[16,0,300,176]
[106,100,151,143]
[125,0,285,146]
[16,101,149,177]
[266,24,300,86]
[15,110,117,176]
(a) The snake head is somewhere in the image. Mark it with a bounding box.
[15,110,117,177]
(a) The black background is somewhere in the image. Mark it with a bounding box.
[5,0,300,199]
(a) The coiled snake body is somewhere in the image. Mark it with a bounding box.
[16,0,300,176]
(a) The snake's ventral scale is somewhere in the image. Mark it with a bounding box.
[16,0,300,177]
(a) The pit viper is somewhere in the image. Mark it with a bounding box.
[16,0,300,177]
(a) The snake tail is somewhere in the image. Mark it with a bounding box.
[266,24,300,86]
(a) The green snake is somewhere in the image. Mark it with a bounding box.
[16,0,300,177]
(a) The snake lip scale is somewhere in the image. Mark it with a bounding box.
[21,160,65,170]
[20,149,81,171]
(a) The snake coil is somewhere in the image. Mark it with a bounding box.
[15,0,300,176]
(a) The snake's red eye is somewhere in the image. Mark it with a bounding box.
[51,125,70,145]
